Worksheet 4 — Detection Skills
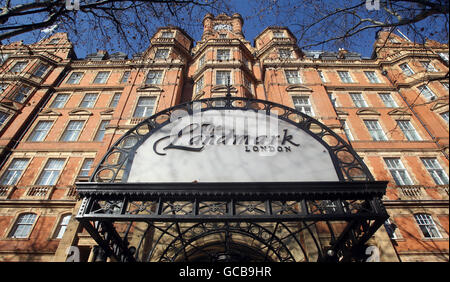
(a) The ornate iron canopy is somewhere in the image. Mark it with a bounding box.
[76,96,389,262]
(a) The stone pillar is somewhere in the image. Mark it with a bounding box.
[202,13,214,40]
[232,13,244,37]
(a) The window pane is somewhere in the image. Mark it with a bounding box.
[110,93,121,107]
[28,121,52,142]
[365,120,387,141]
[421,158,449,185]
[9,61,27,73]
[0,159,29,185]
[216,71,231,85]
[365,71,380,83]
[0,111,9,127]
[78,159,94,177]
[50,94,69,108]
[400,63,414,76]
[145,71,163,84]
[36,159,64,185]
[13,86,31,103]
[217,50,230,60]
[418,85,436,101]
[93,71,110,84]
[120,71,130,84]
[134,97,156,118]
[338,71,353,83]
[60,120,84,141]
[80,93,98,108]
[414,214,442,238]
[155,49,169,59]
[9,213,36,238]
[440,112,449,124]
[285,70,302,84]
[55,215,71,239]
[350,93,368,108]
[384,158,413,185]
[292,96,313,116]
[66,72,83,84]
[195,77,204,95]
[161,32,174,38]
[379,93,398,108]
[94,120,109,141]
[34,64,49,77]
[397,120,421,141]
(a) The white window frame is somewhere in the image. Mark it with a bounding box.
[421,158,449,185]
[50,93,69,108]
[216,70,232,85]
[195,76,204,95]
[318,70,326,83]
[341,121,354,141]
[217,49,231,61]
[364,120,388,141]
[0,110,9,128]
[364,71,381,83]
[28,120,53,142]
[133,96,156,118]
[79,93,98,108]
[93,71,110,84]
[350,93,368,108]
[0,158,29,185]
[35,159,65,186]
[399,63,414,76]
[414,214,442,239]
[285,70,302,84]
[420,61,438,72]
[109,93,121,108]
[120,71,130,84]
[379,93,398,108]
[155,49,169,60]
[9,61,27,73]
[13,86,31,103]
[66,72,83,84]
[279,48,292,59]
[8,213,37,238]
[337,71,354,83]
[161,31,174,38]
[292,96,314,116]
[440,112,449,124]
[145,70,163,85]
[94,120,109,141]
[60,120,85,142]
[54,214,71,239]
[33,64,49,78]
[417,85,436,101]
[384,158,414,186]
[78,158,94,178]
[397,120,422,141]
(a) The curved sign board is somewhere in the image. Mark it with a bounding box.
[127,108,339,182]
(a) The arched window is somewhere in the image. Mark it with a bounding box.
[54,214,71,239]
[414,213,442,239]
[9,213,37,238]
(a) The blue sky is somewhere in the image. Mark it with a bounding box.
[3,0,447,59]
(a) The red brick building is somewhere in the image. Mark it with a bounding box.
[0,13,448,262]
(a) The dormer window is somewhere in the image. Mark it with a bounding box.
[273,31,285,38]
[155,49,169,59]
[161,31,174,38]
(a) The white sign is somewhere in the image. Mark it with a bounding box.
[127,109,339,182]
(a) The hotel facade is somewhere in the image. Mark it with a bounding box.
[0,13,448,262]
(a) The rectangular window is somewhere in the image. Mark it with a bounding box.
[134,97,156,118]
[338,71,353,83]
[440,82,448,90]
[9,213,36,238]
[50,94,69,108]
[0,159,29,185]
[28,120,52,142]
[36,159,65,185]
[379,93,398,108]
[439,52,449,63]
[78,159,94,178]
[145,70,163,84]
[109,93,121,108]
[33,64,49,77]
[350,93,368,108]
[195,76,204,95]
[0,54,9,65]
[421,158,449,185]
[279,49,292,59]
[94,120,109,141]
[60,120,84,141]
[216,71,231,85]
[79,93,98,108]
[0,111,9,127]
[364,120,387,141]
[397,120,421,141]
[385,158,413,185]
[328,93,337,107]
[417,85,436,101]
[161,31,174,38]
[399,63,414,76]
[198,55,206,69]
[120,71,130,84]
[341,121,354,141]
[384,219,398,239]
[0,83,8,94]
[420,61,438,72]
[273,31,285,38]
[93,71,110,84]
[414,214,442,238]
[155,49,169,59]
[318,70,326,83]
[9,61,27,73]
[217,49,230,61]
[285,70,302,84]
[364,71,381,83]
[66,72,83,84]
[292,96,313,116]
[13,86,31,103]
[244,76,252,93]
[440,112,449,124]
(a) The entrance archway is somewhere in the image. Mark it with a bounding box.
[75,96,389,262]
